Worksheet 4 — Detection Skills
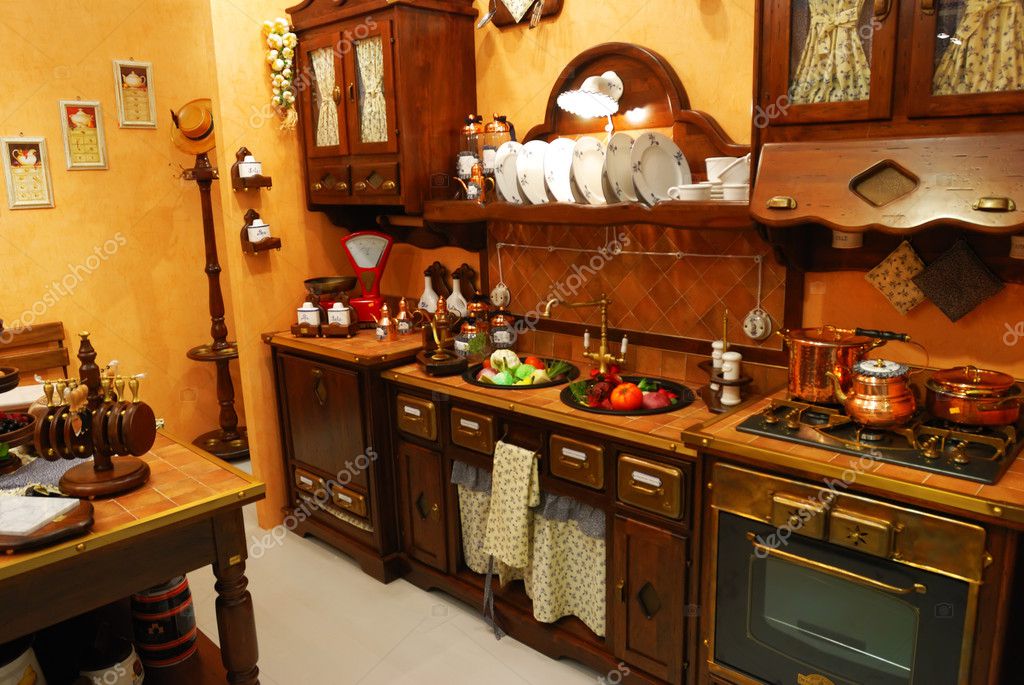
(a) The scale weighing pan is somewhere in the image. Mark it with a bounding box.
[340,231,393,324]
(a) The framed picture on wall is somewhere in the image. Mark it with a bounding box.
[112,59,156,128]
[1,137,55,209]
[59,100,108,169]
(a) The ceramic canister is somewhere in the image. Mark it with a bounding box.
[237,155,262,178]
[327,302,352,326]
[298,301,320,326]
[131,576,198,668]
[247,219,271,244]
[0,636,46,685]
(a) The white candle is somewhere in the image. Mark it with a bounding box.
[620,335,628,356]
[583,330,590,350]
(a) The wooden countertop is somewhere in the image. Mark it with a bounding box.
[0,433,265,580]
[684,389,1024,529]
[383,363,724,458]
[264,330,422,366]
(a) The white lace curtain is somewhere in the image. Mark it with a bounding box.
[311,48,340,147]
[356,37,388,144]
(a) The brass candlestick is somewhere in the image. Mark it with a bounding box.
[542,293,627,374]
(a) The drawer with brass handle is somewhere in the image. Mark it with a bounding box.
[617,455,685,520]
[294,467,327,498]
[396,393,438,442]
[450,407,497,455]
[550,434,604,490]
[329,483,368,519]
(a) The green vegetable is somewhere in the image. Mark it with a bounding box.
[493,371,514,386]
[467,333,488,356]
[514,364,536,380]
[568,380,589,405]
[545,360,572,380]
[490,350,521,373]
[530,369,551,384]
[637,378,659,392]
[0,443,9,461]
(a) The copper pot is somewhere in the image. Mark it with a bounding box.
[926,365,1023,426]
[826,359,918,428]
[781,326,910,404]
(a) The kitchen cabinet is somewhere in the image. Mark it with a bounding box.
[611,516,689,685]
[289,0,477,215]
[396,440,448,572]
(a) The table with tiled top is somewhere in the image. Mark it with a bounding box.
[684,388,1024,528]
[0,433,265,685]
[263,330,424,366]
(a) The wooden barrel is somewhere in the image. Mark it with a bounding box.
[130,576,197,668]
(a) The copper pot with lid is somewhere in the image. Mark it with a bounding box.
[781,326,911,404]
[926,365,1023,426]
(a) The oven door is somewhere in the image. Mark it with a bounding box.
[715,512,970,685]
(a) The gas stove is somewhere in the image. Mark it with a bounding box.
[737,398,1024,484]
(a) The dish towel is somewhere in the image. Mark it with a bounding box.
[481,441,539,638]
[450,461,494,575]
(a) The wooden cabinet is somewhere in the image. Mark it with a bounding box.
[397,440,448,572]
[289,0,477,215]
[611,516,688,685]
[278,354,367,488]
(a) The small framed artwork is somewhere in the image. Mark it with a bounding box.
[59,100,108,169]
[112,59,156,128]
[1,137,55,209]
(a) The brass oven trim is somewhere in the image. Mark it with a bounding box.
[703,462,984,685]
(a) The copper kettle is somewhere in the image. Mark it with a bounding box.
[826,359,918,428]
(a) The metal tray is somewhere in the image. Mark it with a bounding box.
[560,376,695,416]
[463,358,580,390]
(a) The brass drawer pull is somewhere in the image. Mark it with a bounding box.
[873,0,892,19]
[349,82,356,102]
[332,85,342,105]
[355,181,367,192]
[313,182,324,192]
[458,417,481,434]
[767,195,797,210]
[921,0,935,15]
[558,447,588,470]
[312,368,327,407]
[382,180,397,191]
[746,532,927,595]
[616,579,626,602]
[335,181,349,191]
[973,196,1016,212]
[630,470,664,495]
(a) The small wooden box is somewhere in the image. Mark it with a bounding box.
[550,434,604,490]
[450,407,498,455]
[396,394,438,442]
[617,455,684,520]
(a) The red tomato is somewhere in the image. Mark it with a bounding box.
[523,356,545,370]
[482,359,492,370]
[610,383,643,411]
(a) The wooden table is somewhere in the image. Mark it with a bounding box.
[0,433,265,684]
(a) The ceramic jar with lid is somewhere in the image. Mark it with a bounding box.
[489,311,516,350]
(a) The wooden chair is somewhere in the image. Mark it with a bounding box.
[0,321,71,378]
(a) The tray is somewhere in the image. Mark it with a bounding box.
[462,358,580,390]
[560,376,695,416]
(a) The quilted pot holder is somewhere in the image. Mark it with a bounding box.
[865,241,927,315]
[912,240,1004,322]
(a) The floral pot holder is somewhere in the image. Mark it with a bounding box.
[865,241,927,315]
[912,239,1004,322]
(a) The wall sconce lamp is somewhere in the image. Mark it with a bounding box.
[557,70,624,137]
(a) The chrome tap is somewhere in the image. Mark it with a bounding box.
[541,293,627,375]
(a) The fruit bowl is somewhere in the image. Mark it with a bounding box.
[464,357,580,390]
[560,375,695,416]
[0,411,35,449]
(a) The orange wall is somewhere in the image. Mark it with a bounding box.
[0,1,243,445]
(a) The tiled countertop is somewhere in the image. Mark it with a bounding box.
[684,389,1024,528]
[383,363,732,458]
[264,331,423,366]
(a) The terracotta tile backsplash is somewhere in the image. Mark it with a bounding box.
[488,222,787,350]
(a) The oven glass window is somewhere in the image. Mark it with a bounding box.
[752,557,918,682]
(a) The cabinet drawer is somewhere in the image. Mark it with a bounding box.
[550,434,604,490]
[617,455,684,520]
[308,164,352,198]
[450,407,497,454]
[294,467,327,497]
[396,394,437,442]
[352,161,399,196]
[329,483,368,519]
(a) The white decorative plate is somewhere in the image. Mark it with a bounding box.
[543,137,576,204]
[631,132,691,206]
[603,132,637,203]
[493,141,524,204]
[517,140,551,205]
[570,136,607,205]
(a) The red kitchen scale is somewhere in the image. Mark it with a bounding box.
[340,230,393,324]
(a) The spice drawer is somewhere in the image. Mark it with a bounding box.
[550,434,604,490]
[617,455,686,520]
[450,407,497,454]
[294,467,327,498]
[396,394,437,442]
[329,483,368,519]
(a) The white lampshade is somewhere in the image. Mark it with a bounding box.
[557,71,624,119]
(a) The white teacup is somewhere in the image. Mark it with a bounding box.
[705,157,738,182]
[668,184,710,201]
[706,154,751,184]
[721,183,750,202]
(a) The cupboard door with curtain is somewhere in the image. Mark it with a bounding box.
[908,0,1024,116]
[342,18,399,156]
[760,0,899,124]
[611,516,688,685]
[298,31,348,158]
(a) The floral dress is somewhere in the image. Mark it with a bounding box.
[790,0,873,104]
[933,0,1024,95]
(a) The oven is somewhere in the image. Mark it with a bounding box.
[707,463,988,685]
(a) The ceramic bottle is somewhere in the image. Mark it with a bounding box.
[418,272,439,313]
